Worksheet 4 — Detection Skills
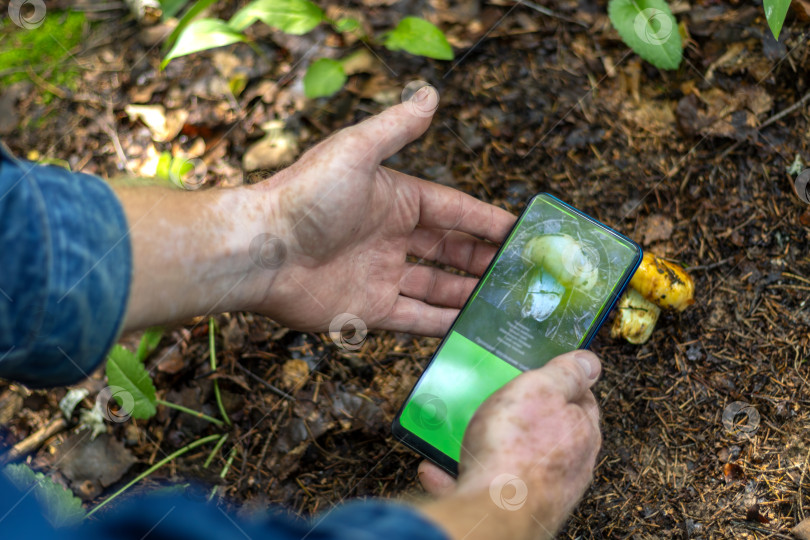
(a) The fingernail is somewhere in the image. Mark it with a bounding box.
[409,85,438,115]
[574,351,600,379]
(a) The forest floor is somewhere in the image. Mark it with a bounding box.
[1,0,810,538]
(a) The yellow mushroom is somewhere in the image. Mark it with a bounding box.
[612,253,694,344]
[629,253,694,311]
[610,289,661,345]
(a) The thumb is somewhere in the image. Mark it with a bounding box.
[339,85,439,165]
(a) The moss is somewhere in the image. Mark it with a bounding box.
[0,11,86,102]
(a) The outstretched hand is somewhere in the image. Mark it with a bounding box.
[243,86,516,336]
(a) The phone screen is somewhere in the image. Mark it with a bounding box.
[393,193,641,473]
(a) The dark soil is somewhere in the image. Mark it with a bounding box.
[2,1,810,538]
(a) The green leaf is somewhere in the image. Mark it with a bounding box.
[162,18,245,69]
[763,0,791,40]
[334,17,360,33]
[160,0,189,20]
[163,0,220,50]
[608,0,682,70]
[229,0,324,34]
[4,463,85,527]
[136,326,164,362]
[156,152,172,180]
[105,345,157,419]
[384,17,454,61]
[303,58,347,98]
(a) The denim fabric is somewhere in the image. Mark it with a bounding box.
[0,470,449,540]
[0,143,131,387]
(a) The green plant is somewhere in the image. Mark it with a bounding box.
[160,0,454,98]
[3,463,85,527]
[608,0,793,70]
[763,0,792,40]
[0,11,85,104]
[86,319,232,516]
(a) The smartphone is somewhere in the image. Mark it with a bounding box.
[392,193,642,476]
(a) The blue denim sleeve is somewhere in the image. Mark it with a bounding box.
[0,470,449,540]
[0,143,131,387]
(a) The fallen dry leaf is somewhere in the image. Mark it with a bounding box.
[281,358,310,390]
[676,87,773,141]
[243,121,299,172]
[723,461,744,484]
[125,104,188,142]
[640,214,675,244]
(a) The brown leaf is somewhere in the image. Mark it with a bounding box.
[676,87,773,141]
[640,214,674,244]
[155,349,185,374]
[54,433,136,500]
[723,461,744,484]
[745,503,770,524]
[281,359,310,390]
[793,0,810,20]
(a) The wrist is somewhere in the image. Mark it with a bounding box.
[418,488,553,540]
[120,183,284,330]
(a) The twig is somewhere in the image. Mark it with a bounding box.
[688,257,735,271]
[235,362,295,401]
[719,88,810,161]
[760,89,810,130]
[0,416,67,464]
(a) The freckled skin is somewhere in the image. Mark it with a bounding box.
[116,93,601,540]
[419,351,602,540]
[120,90,516,335]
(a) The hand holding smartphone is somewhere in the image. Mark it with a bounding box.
[392,193,642,475]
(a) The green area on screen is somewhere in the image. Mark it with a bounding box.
[400,195,638,462]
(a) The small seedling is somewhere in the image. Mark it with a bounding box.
[160,0,454,98]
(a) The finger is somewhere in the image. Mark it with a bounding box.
[338,86,439,165]
[399,263,478,308]
[380,295,458,337]
[418,460,457,497]
[412,175,517,243]
[537,350,601,403]
[407,228,500,277]
[575,389,600,434]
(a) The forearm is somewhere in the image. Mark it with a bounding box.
[117,183,274,332]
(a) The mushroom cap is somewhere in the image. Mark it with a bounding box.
[522,234,599,291]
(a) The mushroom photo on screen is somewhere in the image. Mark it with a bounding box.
[520,234,600,323]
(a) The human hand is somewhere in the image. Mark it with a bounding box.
[417,350,602,540]
[241,86,516,336]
